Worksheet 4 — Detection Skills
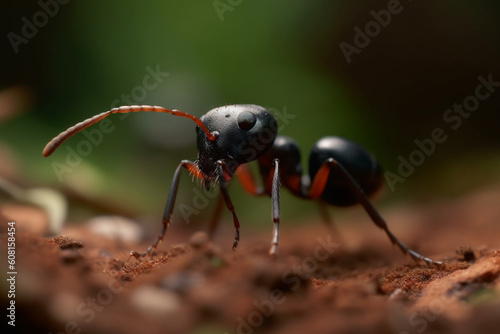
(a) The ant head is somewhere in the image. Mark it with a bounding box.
[196,104,278,179]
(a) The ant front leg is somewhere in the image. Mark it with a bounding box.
[235,161,281,256]
[130,160,201,260]
[269,159,281,256]
[216,160,241,250]
[308,158,443,268]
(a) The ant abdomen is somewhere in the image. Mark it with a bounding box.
[308,136,384,207]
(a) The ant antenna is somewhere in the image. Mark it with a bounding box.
[42,105,217,157]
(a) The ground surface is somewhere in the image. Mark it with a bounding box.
[2,184,500,334]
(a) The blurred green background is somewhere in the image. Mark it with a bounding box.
[1,0,500,231]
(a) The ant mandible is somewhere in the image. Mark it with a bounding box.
[43,104,442,267]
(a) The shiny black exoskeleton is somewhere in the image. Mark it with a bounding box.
[308,136,384,206]
[196,105,278,186]
[258,135,383,206]
[43,104,442,267]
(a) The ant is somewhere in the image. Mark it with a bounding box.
[43,104,443,267]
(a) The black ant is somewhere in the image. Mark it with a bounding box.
[43,104,442,267]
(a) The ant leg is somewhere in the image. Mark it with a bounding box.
[235,164,265,196]
[307,158,442,268]
[216,161,241,250]
[130,160,201,259]
[269,159,281,256]
[236,162,281,255]
[208,192,224,240]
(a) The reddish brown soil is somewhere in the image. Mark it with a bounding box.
[2,184,500,334]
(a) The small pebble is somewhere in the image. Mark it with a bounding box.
[60,248,84,265]
[130,285,181,318]
[389,288,403,300]
[52,235,84,249]
[87,215,143,243]
[189,231,209,249]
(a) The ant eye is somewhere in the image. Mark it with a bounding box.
[237,111,257,130]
